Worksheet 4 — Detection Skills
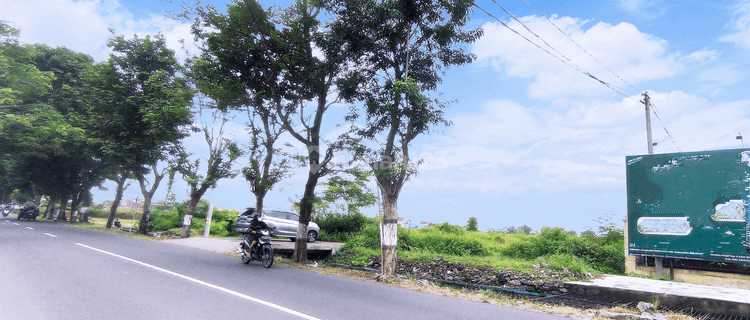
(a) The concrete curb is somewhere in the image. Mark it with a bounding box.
[567,275,750,317]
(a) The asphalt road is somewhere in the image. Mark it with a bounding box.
[0,216,568,320]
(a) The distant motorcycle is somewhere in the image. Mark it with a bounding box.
[17,204,39,221]
[2,205,10,217]
[235,211,275,268]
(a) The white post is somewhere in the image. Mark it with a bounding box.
[203,193,214,238]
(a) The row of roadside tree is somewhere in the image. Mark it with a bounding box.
[0,0,483,276]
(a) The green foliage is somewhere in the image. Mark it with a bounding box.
[402,228,489,257]
[313,212,374,242]
[500,226,625,274]
[433,222,466,235]
[147,203,238,237]
[465,216,478,232]
[330,220,625,275]
[148,208,183,232]
[535,254,592,274]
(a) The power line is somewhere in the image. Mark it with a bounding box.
[474,2,681,151]
[648,98,681,152]
[489,0,636,96]
[520,0,639,95]
[472,3,628,97]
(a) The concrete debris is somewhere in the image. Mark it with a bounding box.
[598,310,667,320]
[636,302,654,312]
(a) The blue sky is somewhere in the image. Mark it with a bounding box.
[3,0,750,233]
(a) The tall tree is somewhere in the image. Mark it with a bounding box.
[189,1,294,219]
[326,0,482,275]
[0,21,103,217]
[135,161,170,233]
[190,0,357,261]
[175,106,242,238]
[84,33,193,229]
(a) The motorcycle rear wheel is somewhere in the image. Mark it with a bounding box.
[261,247,274,268]
[241,245,251,264]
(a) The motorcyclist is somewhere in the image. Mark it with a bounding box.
[245,210,271,255]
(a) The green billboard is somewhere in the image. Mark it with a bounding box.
[626,148,750,264]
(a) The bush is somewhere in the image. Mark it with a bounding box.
[499,226,625,274]
[432,222,466,235]
[405,231,488,257]
[148,209,182,232]
[313,212,374,242]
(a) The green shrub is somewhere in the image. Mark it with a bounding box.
[148,209,182,232]
[406,231,488,256]
[209,220,229,237]
[500,226,625,274]
[313,213,374,242]
[433,222,466,235]
[536,253,592,274]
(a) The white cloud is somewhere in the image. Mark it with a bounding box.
[0,0,195,62]
[409,91,750,194]
[720,0,750,49]
[472,16,703,99]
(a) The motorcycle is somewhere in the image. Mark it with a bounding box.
[236,219,275,268]
[2,205,10,217]
[17,204,39,221]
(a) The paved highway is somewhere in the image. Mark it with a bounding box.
[0,217,567,320]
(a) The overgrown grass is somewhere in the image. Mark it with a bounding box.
[328,219,625,276]
[74,201,241,239]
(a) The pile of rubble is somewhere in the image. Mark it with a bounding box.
[364,256,592,295]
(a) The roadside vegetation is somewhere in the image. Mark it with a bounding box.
[316,213,625,276]
[77,200,240,238]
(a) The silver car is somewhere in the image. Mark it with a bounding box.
[260,210,320,243]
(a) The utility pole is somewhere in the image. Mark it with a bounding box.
[641,91,667,278]
[641,92,654,155]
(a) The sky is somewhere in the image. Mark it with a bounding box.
[3,0,750,233]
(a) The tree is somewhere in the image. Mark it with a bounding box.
[0,22,104,219]
[175,107,242,238]
[518,225,533,235]
[326,0,482,275]
[189,1,294,220]
[190,0,359,261]
[84,33,193,229]
[465,216,478,232]
[135,162,170,233]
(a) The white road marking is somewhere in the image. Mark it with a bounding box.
[25,227,33,230]
[13,223,19,225]
[44,233,57,238]
[75,243,320,320]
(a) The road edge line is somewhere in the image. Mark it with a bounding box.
[75,243,320,320]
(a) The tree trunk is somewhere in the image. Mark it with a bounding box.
[70,194,82,224]
[106,172,129,229]
[56,198,69,221]
[292,171,320,262]
[381,192,399,276]
[137,165,165,234]
[138,191,153,234]
[43,199,55,220]
[179,197,200,238]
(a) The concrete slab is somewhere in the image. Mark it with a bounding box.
[161,237,343,258]
[567,275,750,316]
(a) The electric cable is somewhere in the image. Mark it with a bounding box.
[648,99,681,152]
[474,2,681,151]
[490,0,636,96]
[521,0,639,94]
[472,4,628,97]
